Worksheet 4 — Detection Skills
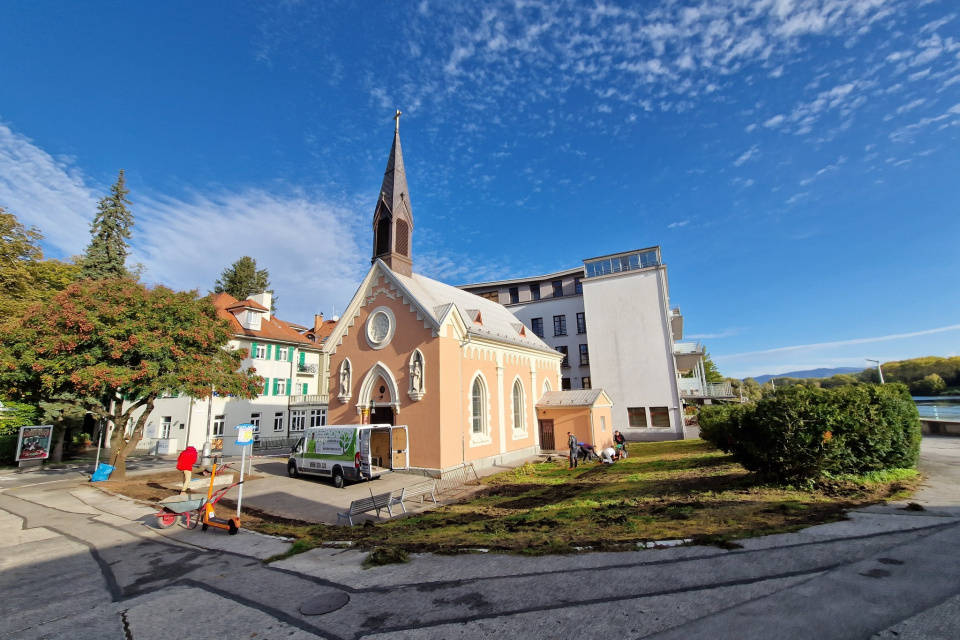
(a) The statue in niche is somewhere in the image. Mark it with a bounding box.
[412,354,423,392]
[340,361,351,395]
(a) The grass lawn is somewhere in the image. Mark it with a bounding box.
[250,439,921,556]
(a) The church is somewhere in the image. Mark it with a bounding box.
[323,114,593,475]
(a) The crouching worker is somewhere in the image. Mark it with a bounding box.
[599,447,618,464]
[578,442,599,462]
[176,446,198,494]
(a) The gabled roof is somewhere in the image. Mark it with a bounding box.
[536,390,614,408]
[323,260,562,356]
[210,293,318,347]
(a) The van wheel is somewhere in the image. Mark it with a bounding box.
[332,468,345,489]
[287,460,299,478]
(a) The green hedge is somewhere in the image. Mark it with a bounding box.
[699,383,921,481]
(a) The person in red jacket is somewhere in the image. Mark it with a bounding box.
[176,446,198,494]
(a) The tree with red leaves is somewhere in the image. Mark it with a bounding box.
[0,278,262,477]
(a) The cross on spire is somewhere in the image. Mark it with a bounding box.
[394,109,402,132]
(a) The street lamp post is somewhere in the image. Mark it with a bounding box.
[866,359,885,384]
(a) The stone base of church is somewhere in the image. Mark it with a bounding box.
[401,446,542,480]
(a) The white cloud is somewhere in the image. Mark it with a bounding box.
[0,120,367,324]
[733,144,760,166]
[667,220,689,228]
[0,121,97,258]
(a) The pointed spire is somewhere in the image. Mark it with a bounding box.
[372,111,414,276]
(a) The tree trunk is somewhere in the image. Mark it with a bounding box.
[108,397,155,480]
[49,421,65,463]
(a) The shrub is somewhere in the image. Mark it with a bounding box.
[699,383,921,481]
[0,435,17,466]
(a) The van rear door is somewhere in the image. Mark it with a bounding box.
[391,426,408,469]
[358,428,372,479]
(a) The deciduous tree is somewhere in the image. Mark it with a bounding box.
[0,279,262,477]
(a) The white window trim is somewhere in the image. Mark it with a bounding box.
[468,372,492,447]
[511,377,528,439]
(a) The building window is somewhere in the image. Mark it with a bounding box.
[531,318,544,338]
[557,345,569,367]
[600,415,606,431]
[255,345,266,359]
[273,412,284,432]
[213,414,225,437]
[290,410,305,432]
[250,413,261,432]
[309,409,326,427]
[552,280,563,297]
[628,407,648,428]
[509,287,519,304]
[582,376,592,389]
[650,407,671,428]
[579,344,589,366]
[574,277,583,295]
[553,315,567,336]
[480,290,499,303]
[512,380,525,432]
[561,377,572,390]
[276,379,287,395]
[160,416,171,439]
[471,377,487,435]
[530,284,540,301]
[278,348,288,362]
[576,312,586,334]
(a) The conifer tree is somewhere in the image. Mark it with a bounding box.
[213,256,275,308]
[81,170,133,280]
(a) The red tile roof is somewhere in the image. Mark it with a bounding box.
[209,293,317,347]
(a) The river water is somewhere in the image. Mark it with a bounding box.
[913,396,960,421]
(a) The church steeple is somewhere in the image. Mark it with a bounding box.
[372,110,414,277]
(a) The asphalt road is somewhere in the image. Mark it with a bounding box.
[2,438,959,639]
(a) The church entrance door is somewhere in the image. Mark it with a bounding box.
[538,419,555,450]
[370,406,395,426]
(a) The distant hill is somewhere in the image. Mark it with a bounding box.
[752,367,862,384]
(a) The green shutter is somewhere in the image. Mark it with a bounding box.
[272,378,279,395]
[302,383,308,394]
[299,351,305,366]
[265,344,272,360]
[262,377,269,395]
[288,347,294,362]
[287,378,292,396]
[250,341,258,359]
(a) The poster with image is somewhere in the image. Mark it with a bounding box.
[15,425,54,461]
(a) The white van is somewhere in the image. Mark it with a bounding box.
[287,424,409,488]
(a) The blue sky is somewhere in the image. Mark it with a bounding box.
[1,0,958,378]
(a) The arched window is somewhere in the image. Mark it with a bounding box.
[512,380,525,432]
[471,377,486,434]
[542,379,552,398]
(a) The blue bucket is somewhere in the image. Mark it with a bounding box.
[90,463,115,482]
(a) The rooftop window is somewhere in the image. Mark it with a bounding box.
[584,248,660,278]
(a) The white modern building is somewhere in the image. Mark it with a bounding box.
[461,246,731,441]
[133,291,330,456]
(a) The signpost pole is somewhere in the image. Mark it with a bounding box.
[237,444,246,518]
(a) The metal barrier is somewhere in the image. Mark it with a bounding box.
[436,462,480,497]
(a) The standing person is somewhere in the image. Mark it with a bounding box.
[176,446,198,494]
[613,430,628,459]
[567,431,578,469]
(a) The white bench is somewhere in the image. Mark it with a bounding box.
[391,479,438,514]
[337,491,396,526]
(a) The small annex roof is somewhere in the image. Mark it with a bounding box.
[210,293,318,348]
[536,390,613,408]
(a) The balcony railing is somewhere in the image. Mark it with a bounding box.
[673,341,704,355]
[289,394,329,406]
[297,362,318,374]
[678,379,733,397]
